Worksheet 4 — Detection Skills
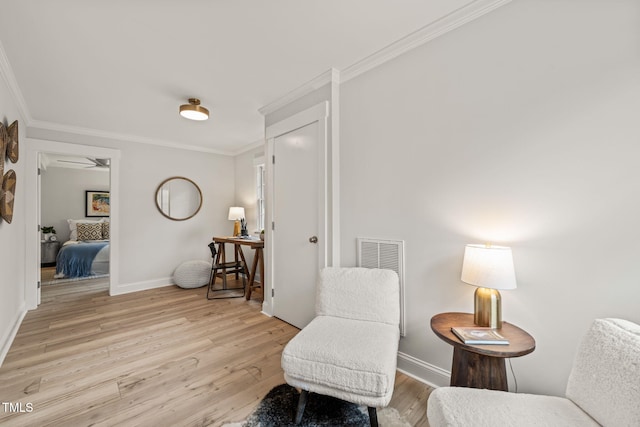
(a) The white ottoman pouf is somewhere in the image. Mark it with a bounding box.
[173,260,210,289]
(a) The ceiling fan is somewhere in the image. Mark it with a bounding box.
[57,157,110,168]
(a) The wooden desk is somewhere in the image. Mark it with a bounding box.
[431,312,535,391]
[211,236,264,301]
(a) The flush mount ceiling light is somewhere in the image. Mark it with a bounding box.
[179,98,209,121]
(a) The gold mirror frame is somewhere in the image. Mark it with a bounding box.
[155,176,203,221]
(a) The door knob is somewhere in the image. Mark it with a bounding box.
[309,236,318,244]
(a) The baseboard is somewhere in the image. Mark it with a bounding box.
[0,303,27,367]
[111,277,173,295]
[397,351,450,388]
[110,274,252,296]
[260,308,272,318]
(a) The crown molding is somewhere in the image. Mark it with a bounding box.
[341,0,512,82]
[27,119,234,156]
[0,40,239,156]
[2,1,512,156]
[231,138,266,156]
[258,68,340,117]
[0,39,33,125]
[257,0,512,115]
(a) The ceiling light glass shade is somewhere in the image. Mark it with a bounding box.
[461,244,517,290]
[179,98,209,121]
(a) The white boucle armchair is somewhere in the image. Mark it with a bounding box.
[281,267,400,427]
[427,318,640,427]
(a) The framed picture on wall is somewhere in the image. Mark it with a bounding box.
[85,190,110,217]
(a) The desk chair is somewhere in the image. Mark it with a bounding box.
[207,242,246,299]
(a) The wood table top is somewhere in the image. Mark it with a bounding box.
[431,312,536,358]
[212,236,264,248]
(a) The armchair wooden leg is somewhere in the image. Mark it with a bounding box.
[294,389,309,424]
[367,406,378,427]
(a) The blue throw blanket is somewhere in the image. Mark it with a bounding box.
[56,241,109,278]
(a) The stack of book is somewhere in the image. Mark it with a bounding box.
[451,327,509,345]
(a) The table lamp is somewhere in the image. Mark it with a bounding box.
[228,207,245,236]
[460,244,517,329]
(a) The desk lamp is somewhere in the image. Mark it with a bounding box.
[228,207,245,237]
[461,244,517,329]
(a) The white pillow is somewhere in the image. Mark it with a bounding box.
[67,218,104,240]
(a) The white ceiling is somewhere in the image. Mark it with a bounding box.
[0,0,502,155]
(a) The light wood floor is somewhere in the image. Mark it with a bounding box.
[0,277,432,426]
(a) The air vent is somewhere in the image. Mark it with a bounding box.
[357,238,406,336]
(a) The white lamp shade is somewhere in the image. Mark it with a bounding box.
[461,244,517,290]
[228,207,245,221]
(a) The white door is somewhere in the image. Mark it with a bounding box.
[272,121,321,328]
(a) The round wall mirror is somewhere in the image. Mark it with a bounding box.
[155,177,203,221]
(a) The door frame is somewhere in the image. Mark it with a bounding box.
[25,139,121,309]
[263,101,338,316]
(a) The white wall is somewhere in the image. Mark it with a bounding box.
[26,128,235,294]
[0,71,26,363]
[340,0,640,395]
[41,167,109,242]
[114,141,234,289]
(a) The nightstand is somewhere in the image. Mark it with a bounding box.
[431,312,535,391]
[41,241,61,267]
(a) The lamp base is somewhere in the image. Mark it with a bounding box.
[233,220,241,237]
[474,287,502,329]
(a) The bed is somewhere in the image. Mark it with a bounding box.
[54,218,110,279]
[55,240,110,279]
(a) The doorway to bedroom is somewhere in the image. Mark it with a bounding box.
[25,139,120,309]
[39,153,110,288]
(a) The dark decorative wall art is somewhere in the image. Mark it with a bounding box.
[0,119,18,224]
[0,123,5,182]
[6,120,18,163]
[0,169,16,223]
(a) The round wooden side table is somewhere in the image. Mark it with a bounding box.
[431,312,536,391]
